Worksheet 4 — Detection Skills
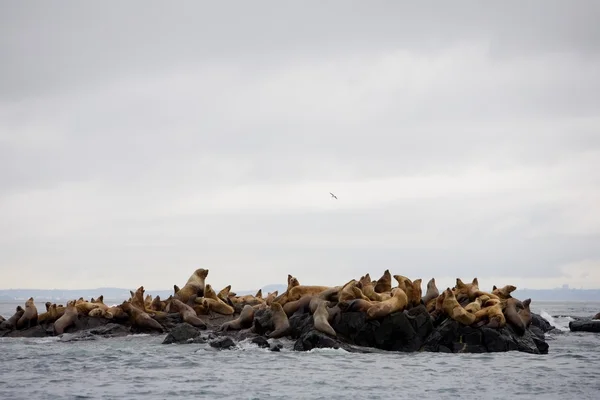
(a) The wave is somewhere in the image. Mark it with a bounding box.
[540,310,572,332]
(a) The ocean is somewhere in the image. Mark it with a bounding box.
[1,300,599,400]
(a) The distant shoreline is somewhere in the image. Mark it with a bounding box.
[1,286,600,302]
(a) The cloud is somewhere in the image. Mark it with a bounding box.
[1,1,599,291]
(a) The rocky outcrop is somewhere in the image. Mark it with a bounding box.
[569,319,600,333]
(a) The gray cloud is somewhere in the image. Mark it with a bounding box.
[1,1,600,291]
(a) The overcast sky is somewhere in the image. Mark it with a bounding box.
[1,1,600,293]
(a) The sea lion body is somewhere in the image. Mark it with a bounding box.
[0,306,25,330]
[219,305,255,331]
[53,301,78,335]
[17,297,38,330]
[366,288,408,320]
[286,285,330,303]
[170,299,207,328]
[492,285,517,300]
[422,278,439,304]
[504,298,526,335]
[268,303,290,338]
[374,270,392,293]
[121,302,163,332]
[283,295,314,317]
[313,300,336,337]
[442,288,475,325]
[174,268,209,303]
[203,284,234,315]
[518,298,532,327]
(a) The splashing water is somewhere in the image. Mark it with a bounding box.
[540,310,572,332]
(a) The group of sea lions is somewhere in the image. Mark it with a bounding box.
[0,268,535,340]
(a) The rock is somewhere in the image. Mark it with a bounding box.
[251,336,270,348]
[252,309,274,335]
[422,318,547,354]
[162,323,202,344]
[209,337,236,350]
[4,325,47,338]
[531,313,554,332]
[270,342,283,352]
[569,319,600,333]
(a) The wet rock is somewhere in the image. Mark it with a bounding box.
[162,323,202,344]
[270,342,283,352]
[251,309,274,335]
[531,313,554,332]
[209,337,236,350]
[251,336,270,348]
[3,325,47,338]
[422,318,547,354]
[569,319,600,333]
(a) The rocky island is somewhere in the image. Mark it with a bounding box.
[0,269,553,354]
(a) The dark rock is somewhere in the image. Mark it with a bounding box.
[293,329,342,351]
[531,313,554,332]
[4,325,47,338]
[569,319,600,333]
[252,309,274,335]
[270,343,283,352]
[162,323,202,344]
[251,336,270,348]
[209,337,236,350]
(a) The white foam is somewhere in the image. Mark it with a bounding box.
[307,347,349,354]
[540,310,572,332]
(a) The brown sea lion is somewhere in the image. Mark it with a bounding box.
[217,285,232,304]
[17,297,38,330]
[88,308,111,318]
[150,295,164,311]
[170,299,207,328]
[454,278,480,302]
[374,269,392,293]
[492,285,517,300]
[504,298,526,335]
[593,312,600,320]
[265,291,278,306]
[75,301,101,316]
[340,298,373,313]
[366,288,408,320]
[286,285,331,303]
[219,305,255,332]
[313,300,336,337]
[268,302,290,339]
[442,288,475,325]
[0,306,25,330]
[518,298,533,327]
[255,289,263,299]
[173,285,180,295]
[283,295,314,317]
[53,301,78,335]
[120,301,163,332]
[361,277,385,302]
[105,305,127,320]
[422,278,439,304]
[464,298,483,314]
[473,298,506,329]
[203,284,234,315]
[273,274,300,305]
[174,268,209,303]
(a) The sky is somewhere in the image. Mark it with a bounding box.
[1,1,600,293]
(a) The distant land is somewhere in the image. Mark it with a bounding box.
[1,285,600,302]
[0,284,287,302]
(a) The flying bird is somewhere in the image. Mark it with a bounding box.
[330,192,338,199]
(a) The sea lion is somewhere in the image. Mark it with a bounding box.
[361,277,385,302]
[268,302,290,339]
[492,285,517,300]
[442,288,475,325]
[464,298,483,314]
[504,298,526,335]
[454,278,480,302]
[120,301,163,332]
[16,297,38,330]
[366,288,408,320]
[170,299,207,328]
[217,285,233,304]
[313,300,336,337]
[174,285,180,295]
[339,298,373,313]
[473,298,506,329]
[174,268,209,303]
[518,298,532,327]
[422,278,439,304]
[0,306,25,330]
[265,291,278,305]
[53,301,78,335]
[374,269,392,293]
[286,285,331,303]
[203,284,235,315]
[593,312,600,320]
[150,295,164,311]
[105,305,127,320]
[75,301,101,316]
[255,289,263,299]
[283,295,314,317]
[218,305,255,331]
[88,308,111,318]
